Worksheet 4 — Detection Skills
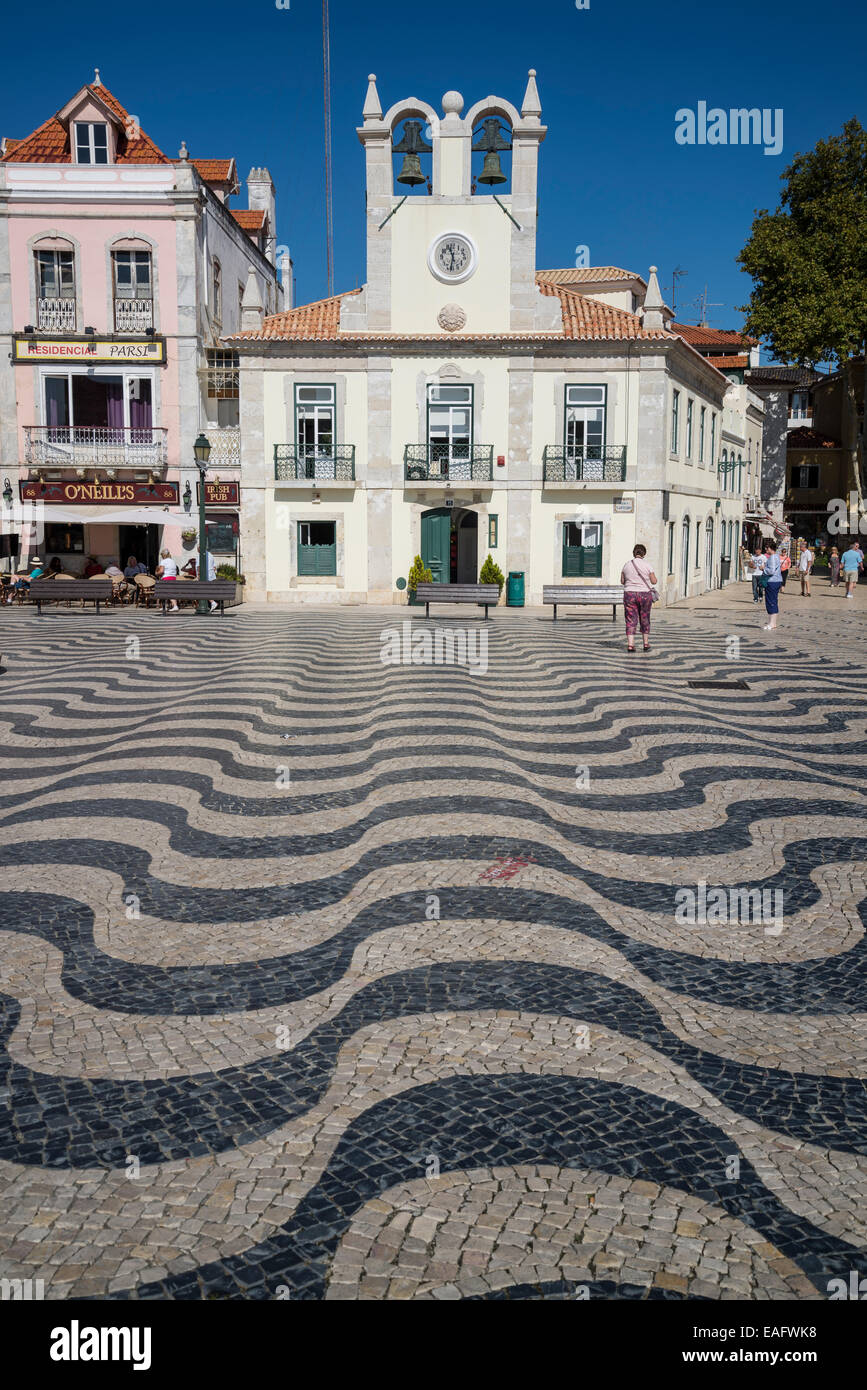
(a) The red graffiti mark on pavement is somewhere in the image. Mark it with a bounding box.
[478,854,536,882]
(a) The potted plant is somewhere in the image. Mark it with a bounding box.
[479,554,505,601]
[407,554,432,605]
[181,528,197,545]
[215,563,246,603]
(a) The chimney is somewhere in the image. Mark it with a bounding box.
[247,167,276,264]
[240,266,265,331]
[280,248,294,309]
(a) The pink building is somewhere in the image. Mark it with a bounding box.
[0,72,285,576]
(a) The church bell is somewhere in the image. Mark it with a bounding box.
[393,119,433,187]
[477,151,507,185]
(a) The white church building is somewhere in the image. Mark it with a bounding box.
[231,72,749,605]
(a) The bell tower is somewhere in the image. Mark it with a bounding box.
[341,71,560,336]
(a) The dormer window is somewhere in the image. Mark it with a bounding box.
[75,122,109,164]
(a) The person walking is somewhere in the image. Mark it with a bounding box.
[761,540,783,631]
[747,544,765,603]
[620,543,657,653]
[829,546,841,587]
[841,541,862,599]
[779,546,791,587]
[799,544,814,597]
[155,548,180,611]
[195,547,219,612]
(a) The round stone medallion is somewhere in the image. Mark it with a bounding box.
[438,303,467,332]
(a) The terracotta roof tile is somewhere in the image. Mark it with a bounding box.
[231,209,266,232]
[536,266,644,285]
[186,158,235,183]
[673,321,757,348]
[709,355,749,369]
[228,281,676,346]
[1,82,170,164]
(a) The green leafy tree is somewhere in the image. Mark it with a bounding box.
[407,554,432,593]
[737,118,867,367]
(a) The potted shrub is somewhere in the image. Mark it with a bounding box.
[215,563,245,604]
[181,528,198,545]
[479,554,505,602]
[407,554,432,605]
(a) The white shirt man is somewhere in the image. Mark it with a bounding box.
[799,547,814,597]
[196,548,218,610]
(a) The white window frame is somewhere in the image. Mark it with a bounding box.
[39,366,157,432]
[74,121,109,165]
[671,389,680,454]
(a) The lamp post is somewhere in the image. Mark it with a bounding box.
[193,433,211,614]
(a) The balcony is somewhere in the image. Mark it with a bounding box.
[37,298,76,333]
[542,446,627,483]
[114,298,154,334]
[25,426,168,470]
[208,429,241,466]
[404,444,494,483]
[274,444,355,481]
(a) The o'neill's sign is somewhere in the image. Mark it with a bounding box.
[13,336,165,364]
[19,480,179,505]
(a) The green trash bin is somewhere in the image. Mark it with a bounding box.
[506,571,525,607]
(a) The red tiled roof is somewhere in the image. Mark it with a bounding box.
[536,278,672,340]
[1,82,170,165]
[673,321,757,348]
[536,267,644,285]
[228,280,675,345]
[231,290,360,340]
[231,209,266,232]
[187,158,235,183]
[710,355,749,369]
[787,426,840,449]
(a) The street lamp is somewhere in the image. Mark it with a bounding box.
[2,477,12,507]
[193,433,211,614]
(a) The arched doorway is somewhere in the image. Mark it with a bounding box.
[421,506,478,584]
[681,516,690,597]
[705,517,714,590]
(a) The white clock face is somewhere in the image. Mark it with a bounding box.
[436,238,471,274]
[429,233,477,284]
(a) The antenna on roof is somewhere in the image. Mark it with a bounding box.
[667,266,687,316]
[686,283,723,328]
[93,68,101,86]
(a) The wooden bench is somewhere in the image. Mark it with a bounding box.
[414,582,501,620]
[543,584,623,620]
[29,578,113,615]
[153,579,236,615]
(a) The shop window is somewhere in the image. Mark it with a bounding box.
[562,521,602,578]
[206,520,237,553]
[298,520,336,576]
[45,523,85,555]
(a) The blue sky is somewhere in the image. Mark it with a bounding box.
[3,0,864,338]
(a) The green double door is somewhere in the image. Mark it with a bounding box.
[421,507,451,583]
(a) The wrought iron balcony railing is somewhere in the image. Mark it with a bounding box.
[404,443,494,482]
[37,298,76,333]
[114,297,154,334]
[542,445,627,483]
[25,426,168,469]
[207,429,241,465]
[274,444,356,481]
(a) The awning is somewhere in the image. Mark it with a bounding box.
[35,507,192,525]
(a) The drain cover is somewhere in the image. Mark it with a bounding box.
[687,679,750,690]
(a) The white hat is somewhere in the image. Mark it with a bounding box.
[30,556,42,565]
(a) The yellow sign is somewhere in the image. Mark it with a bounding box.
[14,337,165,364]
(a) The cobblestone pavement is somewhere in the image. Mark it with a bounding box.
[0,577,865,1300]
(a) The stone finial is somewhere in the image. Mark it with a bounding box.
[178,141,189,162]
[442,90,464,117]
[93,68,101,87]
[363,74,382,123]
[241,266,265,331]
[521,69,541,121]
[642,265,666,330]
